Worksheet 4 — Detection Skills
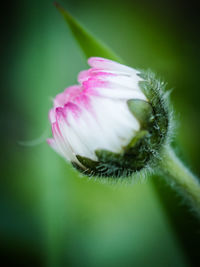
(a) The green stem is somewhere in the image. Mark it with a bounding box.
[159,146,200,217]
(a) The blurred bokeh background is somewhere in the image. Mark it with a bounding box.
[1,0,200,266]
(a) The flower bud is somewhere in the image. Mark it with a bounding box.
[47,57,170,177]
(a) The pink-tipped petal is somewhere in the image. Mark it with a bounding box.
[88,57,138,75]
[78,70,91,83]
[49,108,56,123]
[53,91,67,108]
[64,85,83,102]
[53,85,83,108]
[64,102,81,119]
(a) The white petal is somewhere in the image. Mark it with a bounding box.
[97,87,147,100]
[69,97,140,159]
[88,57,139,75]
[95,73,143,91]
[52,119,80,165]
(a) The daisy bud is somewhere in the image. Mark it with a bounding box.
[47,57,170,177]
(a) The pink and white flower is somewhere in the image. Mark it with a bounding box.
[47,57,147,167]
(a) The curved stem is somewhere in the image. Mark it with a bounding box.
[159,146,200,217]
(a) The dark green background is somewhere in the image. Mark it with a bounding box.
[1,0,200,266]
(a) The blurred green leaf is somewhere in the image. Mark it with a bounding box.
[55,2,122,62]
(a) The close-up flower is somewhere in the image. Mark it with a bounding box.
[47,57,169,177]
[2,1,200,266]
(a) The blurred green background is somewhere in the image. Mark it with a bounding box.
[1,0,200,266]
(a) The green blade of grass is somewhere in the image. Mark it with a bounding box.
[55,2,122,62]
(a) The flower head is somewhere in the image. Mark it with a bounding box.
[47,57,170,177]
